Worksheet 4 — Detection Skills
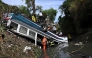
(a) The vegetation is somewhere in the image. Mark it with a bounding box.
[23,0,35,14]
[0,25,41,58]
[58,0,92,34]
[58,0,76,35]
[42,8,57,22]
[18,5,31,17]
[58,0,92,41]
[0,0,18,19]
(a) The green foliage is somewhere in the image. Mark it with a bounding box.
[59,0,92,35]
[0,0,19,19]
[23,0,35,13]
[36,5,42,11]
[58,16,75,35]
[42,8,57,22]
[69,0,92,34]
[58,0,75,35]
[24,0,32,8]
[18,5,30,16]
[69,0,92,27]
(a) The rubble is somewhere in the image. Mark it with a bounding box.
[23,46,31,53]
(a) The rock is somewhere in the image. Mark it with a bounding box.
[23,46,31,53]
[75,42,83,46]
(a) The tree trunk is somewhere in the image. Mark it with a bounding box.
[32,0,35,14]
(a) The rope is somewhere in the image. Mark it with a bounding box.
[69,44,85,55]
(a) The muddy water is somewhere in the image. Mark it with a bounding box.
[39,42,92,58]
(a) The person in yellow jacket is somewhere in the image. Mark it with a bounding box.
[68,34,71,39]
[32,14,36,22]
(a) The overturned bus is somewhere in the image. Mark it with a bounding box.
[2,13,68,46]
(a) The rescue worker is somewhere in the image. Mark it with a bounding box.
[47,24,51,31]
[42,36,47,50]
[52,24,57,34]
[47,27,51,31]
[32,13,36,22]
[68,34,71,40]
[38,11,43,22]
[42,36,49,58]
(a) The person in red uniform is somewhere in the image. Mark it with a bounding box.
[42,36,47,50]
[42,36,49,58]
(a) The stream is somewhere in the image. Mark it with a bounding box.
[39,42,92,58]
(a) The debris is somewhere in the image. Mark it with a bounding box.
[0,34,5,42]
[81,55,92,58]
[23,46,31,53]
[75,42,83,46]
[7,44,13,48]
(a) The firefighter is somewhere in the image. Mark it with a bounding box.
[42,36,47,50]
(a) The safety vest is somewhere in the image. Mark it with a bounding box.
[32,15,36,22]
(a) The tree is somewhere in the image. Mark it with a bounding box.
[36,5,42,12]
[69,0,92,28]
[58,0,76,35]
[42,8,57,22]
[18,5,30,16]
[23,0,35,14]
[59,0,92,35]
[69,0,92,34]
[0,0,19,19]
[0,0,9,19]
